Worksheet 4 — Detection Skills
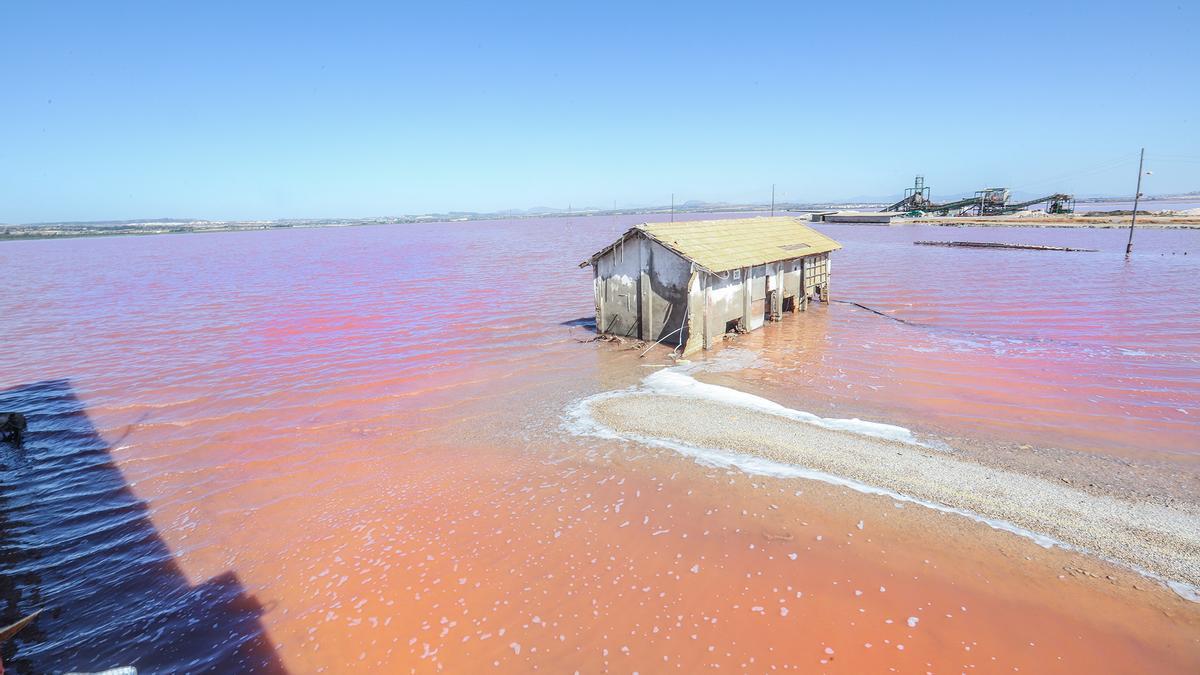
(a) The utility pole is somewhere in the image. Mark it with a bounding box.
[670,193,674,222]
[1125,148,1145,258]
[771,184,776,217]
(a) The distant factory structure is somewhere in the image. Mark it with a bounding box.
[581,217,840,355]
[883,176,1075,216]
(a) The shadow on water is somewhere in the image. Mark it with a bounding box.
[0,380,286,674]
[560,316,597,330]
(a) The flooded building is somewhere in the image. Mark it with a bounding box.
[581,216,841,355]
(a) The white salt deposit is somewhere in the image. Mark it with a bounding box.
[562,364,1200,603]
[640,369,919,445]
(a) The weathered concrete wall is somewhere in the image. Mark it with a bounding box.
[783,259,803,297]
[644,239,691,345]
[706,272,745,334]
[682,271,705,356]
[596,242,835,352]
[747,265,767,330]
[594,233,692,343]
[749,265,767,303]
[593,235,643,338]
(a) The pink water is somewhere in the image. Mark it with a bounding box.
[1,216,1198,672]
[726,223,1200,459]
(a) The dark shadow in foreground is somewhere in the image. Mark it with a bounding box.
[0,379,286,674]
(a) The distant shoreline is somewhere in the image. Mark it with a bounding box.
[0,220,350,242]
[4,200,1199,242]
[904,214,1200,228]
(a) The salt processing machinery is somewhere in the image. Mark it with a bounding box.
[883,176,1074,216]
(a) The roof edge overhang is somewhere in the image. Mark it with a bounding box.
[579,226,644,268]
[579,221,841,273]
[577,226,721,275]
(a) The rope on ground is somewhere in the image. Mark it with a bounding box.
[831,300,928,327]
[639,326,684,358]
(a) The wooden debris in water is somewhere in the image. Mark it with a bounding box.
[914,241,1098,252]
[578,334,628,344]
[0,608,41,643]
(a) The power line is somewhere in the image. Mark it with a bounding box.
[1010,151,1142,193]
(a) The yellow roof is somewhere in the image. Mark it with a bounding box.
[587,216,841,273]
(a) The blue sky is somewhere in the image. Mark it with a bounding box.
[2,1,1197,222]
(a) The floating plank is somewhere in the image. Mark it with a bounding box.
[914,241,1098,252]
[0,609,41,643]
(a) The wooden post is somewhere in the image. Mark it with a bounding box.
[788,262,797,313]
[800,258,808,311]
[1125,147,1145,258]
[638,237,652,340]
[640,269,652,341]
[820,256,830,301]
[596,274,607,335]
[741,267,752,329]
[702,276,713,349]
[774,266,784,318]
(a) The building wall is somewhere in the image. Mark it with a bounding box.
[593,235,643,338]
[596,242,835,355]
[747,265,767,330]
[706,271,745,333]
[644,238,692,345]
[593,234,692,345]
[802,253,831,298]
[783,259,803,297]
[683,272,705,355]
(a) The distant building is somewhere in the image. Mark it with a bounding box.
[580,216,841,355]
[810,211,893,224]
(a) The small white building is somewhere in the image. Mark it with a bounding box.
[581,216,841,355]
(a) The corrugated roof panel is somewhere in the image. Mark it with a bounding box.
[630,216,841,272]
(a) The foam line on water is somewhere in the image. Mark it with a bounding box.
[563,391,1057,549]
[641,369,920,445]
[561,370,1200,604]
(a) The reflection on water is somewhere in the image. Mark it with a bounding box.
[0,216,1197,671]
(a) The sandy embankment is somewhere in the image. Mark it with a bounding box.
[586,391,1200,596]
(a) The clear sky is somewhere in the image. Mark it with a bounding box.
[2,0,1198,222]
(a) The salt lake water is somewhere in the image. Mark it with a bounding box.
[1,215,1197,672]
